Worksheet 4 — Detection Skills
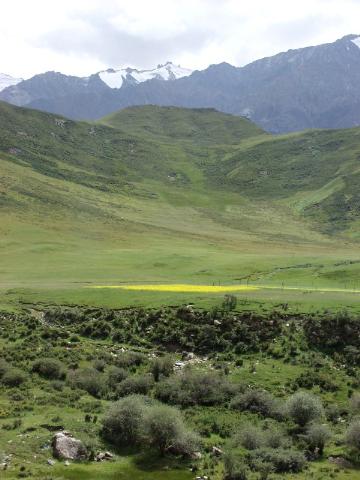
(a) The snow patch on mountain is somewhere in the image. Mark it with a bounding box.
[351,37,360,49]
[0,73,23,92]
[98,62,193,89]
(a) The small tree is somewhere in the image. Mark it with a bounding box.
[236,425,265,450]
[222,295,237,311]
[223,451,248,480]
[304,423,331,455]
[350,393,360,414]
[286,392,323,427]
[145,404,196,456]
[102,395,147,447]
[345,419,360,452]
[32,358,66,380]
[1,368,27,387]
[150,355,173,382]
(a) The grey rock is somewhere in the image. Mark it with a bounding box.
[52,431,87,461]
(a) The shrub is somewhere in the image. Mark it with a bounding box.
[230,389,278,417]
[150,355,173,382]
[235,425,266,450]
[1,368,27,387]
[345,419,360,451]
[145,404,197,456]
[286,392,323,427]
[115,351,146,369]
[80,320,111,339]
[292,370,338,392]
[155,369,232,406]
[116,375,154,397]
[248,448,306,473]
[0,358,10,378]
[32,358,66,380]
[171,428,200,457]
[102,395,147,447]
[224,451,249,480]
[107,366,128,385]
[326,404,341,424]
[304,423,331,455]
[350,393,360,414]
[93,359,106,372]
[67,368,104,398]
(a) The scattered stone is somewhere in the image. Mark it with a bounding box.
[190,451,202,460]
[212,446,223,456]
[52,431,87,461]
[214,319,222,326]
[174,361,186,370]
[47,459,55,466]
[95,451,114,462]
[64,460,70,466]
[328,456,354,469]
[182,352,196,361]
[54,118,66,127]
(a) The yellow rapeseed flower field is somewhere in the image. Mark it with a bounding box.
[90,284,360,294]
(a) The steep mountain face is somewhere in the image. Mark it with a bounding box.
[1,35,360,132]
[0,73,22,92]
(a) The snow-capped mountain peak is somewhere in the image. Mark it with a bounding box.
[0,73,23,92]
[98,62,193,89]
[351,36,360,49]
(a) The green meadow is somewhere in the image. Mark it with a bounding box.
[0,102,359,311]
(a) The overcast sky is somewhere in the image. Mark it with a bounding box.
[2,0,360,78]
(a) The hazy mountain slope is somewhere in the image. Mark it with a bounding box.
[0,73,23,92]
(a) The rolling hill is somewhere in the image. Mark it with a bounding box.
[0,101,359,309]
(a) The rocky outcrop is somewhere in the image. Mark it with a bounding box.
[52,431,87,461]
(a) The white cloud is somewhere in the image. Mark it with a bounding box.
[0,0,359,78]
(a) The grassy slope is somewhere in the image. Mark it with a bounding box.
[0,102,359,310]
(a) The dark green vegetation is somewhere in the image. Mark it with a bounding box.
[0,101,359,311]
[0,305,359,479]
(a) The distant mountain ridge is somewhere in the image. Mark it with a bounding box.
[0,73,23,92]
[2,35,360,132]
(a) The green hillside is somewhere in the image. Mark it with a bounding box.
[0,101,359,310]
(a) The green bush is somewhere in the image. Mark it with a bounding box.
[102,395,147,447]
[150,355,173,382]
[115,351,146,369]
[145,404,198,456]
[303,423,331,455]
[230,389,279,417]
[0,358,10,378]
[67,368,105,398]
[224,451,249,480]
[235,425,266,450]
[286,392,323,427]
[155,369,232,406]
[1,368,27,387]
[32,358,66,380]
[292,370,338,392]
[116,375,154,397]
[248,448,306,473]
[107,366,128,385]
[102,397,198,457]
[350,393,360,414]
[345,419,360,451]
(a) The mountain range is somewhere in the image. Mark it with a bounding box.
[1,35,360,133]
